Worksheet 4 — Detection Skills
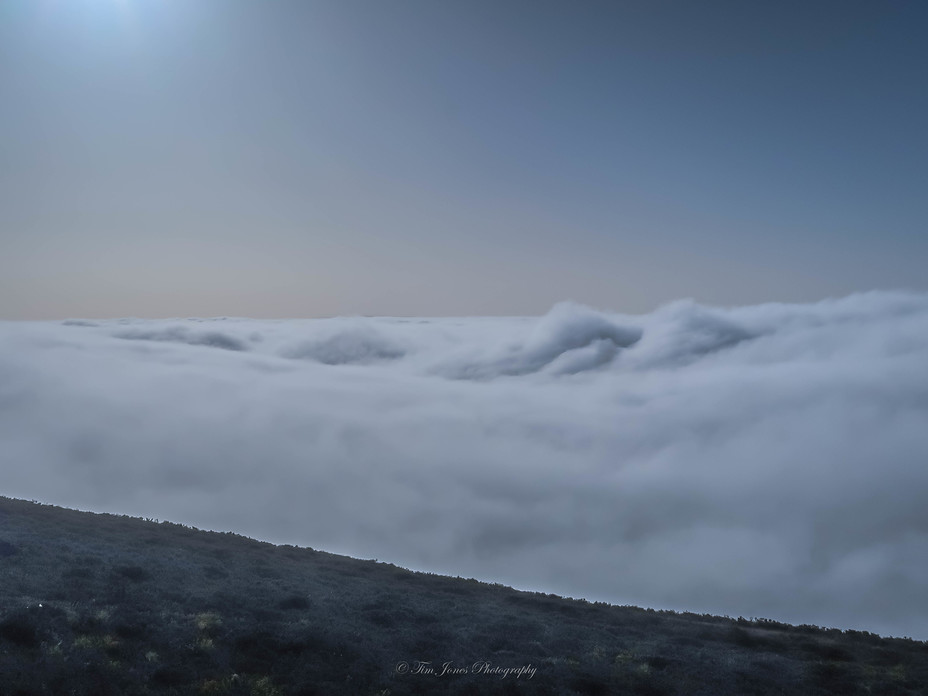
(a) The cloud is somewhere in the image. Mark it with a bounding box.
[114,326,248,352]
[1,292,927,639]
[281,320,406,365]
[620,299,758,369]
[434,302,643,379]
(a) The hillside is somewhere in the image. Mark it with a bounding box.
[0,496,925,695]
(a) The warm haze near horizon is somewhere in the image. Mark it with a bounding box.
[2,0,927,319]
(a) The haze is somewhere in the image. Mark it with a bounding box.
[2,0,927,318]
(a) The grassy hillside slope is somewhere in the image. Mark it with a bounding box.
[0,496,925,695]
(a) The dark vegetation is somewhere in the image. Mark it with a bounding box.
[1,497,926,695]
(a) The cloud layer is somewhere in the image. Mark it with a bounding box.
[2,292,927,638]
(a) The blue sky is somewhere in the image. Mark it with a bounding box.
[2,0,926,318]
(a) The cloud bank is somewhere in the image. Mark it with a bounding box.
[1,292,927,638]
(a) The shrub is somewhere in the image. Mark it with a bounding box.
[572,676,611,695]
[114,565,150,583]
[277,595,311,611]
[0,613,39,648]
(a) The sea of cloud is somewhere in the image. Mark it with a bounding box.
[1,291,927,638]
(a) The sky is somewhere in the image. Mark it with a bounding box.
[2,0,927,318]
[2,292,927,638]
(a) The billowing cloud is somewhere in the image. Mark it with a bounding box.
[1,291,927,639]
